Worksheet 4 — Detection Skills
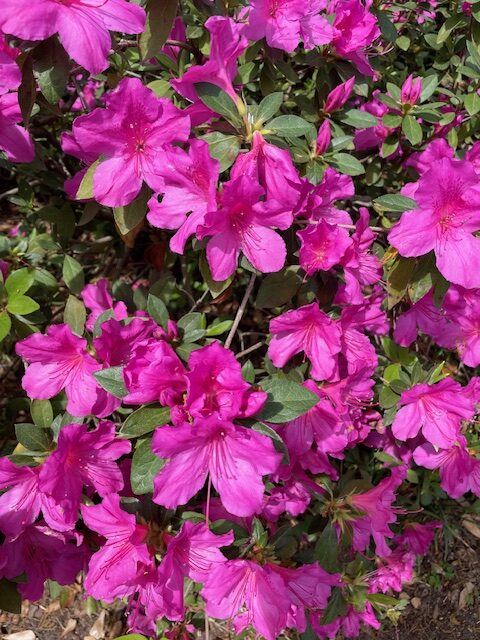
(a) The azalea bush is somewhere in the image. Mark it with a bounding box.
[2,0,480,638]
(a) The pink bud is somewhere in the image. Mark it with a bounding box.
[324,77,355,114]
[0,259,8,283]
[401,74,422,106]
[315,120,331,155]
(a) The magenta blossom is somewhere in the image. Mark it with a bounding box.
[268,302,342,381]
[0,0,145,75]
[413,439,474,499]
[39,422,131,531]
[396,521,442,555]
[0,34,20,94]
[147,139,220,253]
[389,157,480,289]
[197,176,292,281]
[0,92,34,163]
[297,220,352,275]
[81,278,128,331]
[348,466,407,557]
[202,560,291,640]
[244,0,333,53]
[313,601,380,639]
[81,493,152,601]
[93,317,156,367]
[369,549,415,594]
[0,524,86,601]
[64,78,190,207]
[16,324,119,417]
[392,378,475,448]
[177,341,267,422]
[172,16,247,118]
[393,289,454,348]
[152,415,281,516]
[324,77,355,113]
[400,74,422,106]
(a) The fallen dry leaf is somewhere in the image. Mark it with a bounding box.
[462,518,480,539]
[4,632,36,640]
[89,610,106,639]
[61,618,78,637]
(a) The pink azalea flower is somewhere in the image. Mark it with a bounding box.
[336,207,382,305]
[400,74,422,106]
[324,77,355,113]
[152,415,282,516]
[413,439,474,499]
[0,0,145,75]
[16,324,119,417]
[123,339,187,406]
[197,176,292,281]
[0,524,86,601]
[353,91,392,155]
[172,16,247,116]
[0,459,67,536]
[93,317,156,367]
[0,33,20,94]
[396,521,442,555]
[389,157,480,289]
[244,0,333,53]
[0,92,34,162]
[146,522,233,622]
[340,286,389,335]
[328,0,380,76]
[348,466,407,557]
[294,168,354,224]
[177,341,267,422]
[315,120,332,155]
[337,310,378,379]
[202,559,291,640]
[392,378,475,448]
[369,549,415,593]
[268,302,342,381]
[81,278,128,331]
[313,602,380,639]
[393,289,454,348]
[81,493,152,601]
[297,220,352,275]
[64,78,190,207]
[161,17,187,62]
[231,131,302,210]
[442,289,480,368]
[404,138,454,175]
[147,139,220,253]
[39,422,131,531]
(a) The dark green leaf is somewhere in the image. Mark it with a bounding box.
[33,37,70,104]
[402,115,423,145]
[320,587,348,625]
[255,92,284,125]
[0,578,21,614]
[195,82,242,127]
[314,522,340,573]
[15,423,52,452]
[258,377,318,423]
[147,294,169,329]
[114,188,149,236]
[201,132,241,172]
[63,295,86,336]
[76,159,100,200]
[120,405,171,439]
[251,421,290,464]
[31,399,53,428]
[374,194,417,212]
[63,255,84,295]
[0,311,11,342]
[131,437,165,494]
[139,0,178,61]
[267,115,313,138]
[340,109,377,129]
[329,153,365,176]
[255,267,301,309]
[93,367,128,398]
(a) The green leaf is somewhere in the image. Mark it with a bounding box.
[0,578,21,614]
[201,132,241,172]
[266,115,313,138]
[437,13,468,44]
[0,310,11,341]
[131,437,165,495]
[93,367,128,398]
[420,74,439,102]
[76,159,100,200]
[373,194,417,212]
[139,0,178,61]
[251,421,290,464]
[33,36,70,104]
[387,256,416,308]
[340,109,377,129]
[199,252,233,298]
[5,268,35,298]
[465,92,480,116]
[120,405,171,439]
[396,35,411,51]
[31,399,53,428]
[63,294,86,336]
[402,115,423,145]
[314,522,340,573]
[147,294,169,330]
[255,267,301,309]
[205,320,233,337]
[63,255,84,295]
[115,635,147,640]
[258,377,318,423]
[178,312,206,343]
[329,153,365,176]
[15,423,52,452]
[18,53,36,124]
[320,587,348,625]
[194,82,242,127]
[6,295,40,315]
[382,113,402,128]
[114,188,149,236]
[255,92,284,125]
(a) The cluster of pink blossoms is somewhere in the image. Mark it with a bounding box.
[3,0,480,638]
